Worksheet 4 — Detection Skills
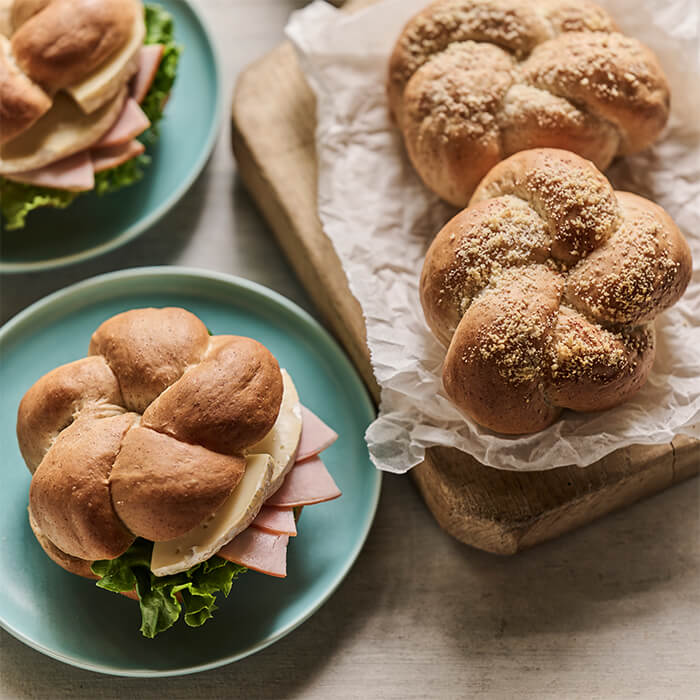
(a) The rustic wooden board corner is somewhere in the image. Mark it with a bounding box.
[231,38,699,556]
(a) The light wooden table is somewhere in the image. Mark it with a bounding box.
[1,2,698,698]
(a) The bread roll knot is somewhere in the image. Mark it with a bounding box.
[389,0,670,206]
[17,308,284,569]
[0,0,144,160]
[420,149,692,434]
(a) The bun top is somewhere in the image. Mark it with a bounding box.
[18,308,284,561]
[389,0,670,206]
[420,149,692,434]
[0,0,143,148]
[11,0,139,89]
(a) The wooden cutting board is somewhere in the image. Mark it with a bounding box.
[231,7,699,555]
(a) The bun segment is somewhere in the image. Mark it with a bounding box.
[420,149,691,434]
[389,0,670,206]
[18,308,285,563]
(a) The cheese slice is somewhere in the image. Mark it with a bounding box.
[0,88,126,174]
[150,453,274,576]
[67,11,145,114]
[248,369,303,494]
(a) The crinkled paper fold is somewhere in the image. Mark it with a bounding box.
[286,0,700,471]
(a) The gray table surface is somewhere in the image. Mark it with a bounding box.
[1,1,698,698]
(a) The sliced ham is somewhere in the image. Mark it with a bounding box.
[91,140,145,173]
[94,98,150,148]
[130,44,165,104]
[252,506,297,537]
[4,151,94,191]
[297,406,338,462]
[266,456,341,508]
[217,529,289,578]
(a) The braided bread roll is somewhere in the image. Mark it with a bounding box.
[420,149,692,434]
[389,0,671,206]
[17,308,284,570]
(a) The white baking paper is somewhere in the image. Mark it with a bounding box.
[286,0,700,471]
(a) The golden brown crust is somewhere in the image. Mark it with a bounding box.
[421,149,692,433]
[89,307,211,413]
[11,0,140,90]
[443,266,563,434]
[110,426,247,541]
[142,335,284,455]
[565,192,693,324]
[29,413,138,560]
[389,0,669,206]
[17,355,124,473]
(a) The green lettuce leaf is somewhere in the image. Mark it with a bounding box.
[92,540,246,638]
[94,153,151,195]
[0,3,180,229]
[141,4,181,139]
[0,179,78,230]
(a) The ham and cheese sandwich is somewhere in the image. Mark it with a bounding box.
[17,308,342,638]
[0,0,180,229]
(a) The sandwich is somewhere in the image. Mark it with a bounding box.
[17,307,341,637]
[0,0,180,229]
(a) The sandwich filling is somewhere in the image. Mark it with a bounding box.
[87,370,340,638]
[0,3,180,229]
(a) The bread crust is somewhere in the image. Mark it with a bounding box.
[88,307,211,413]
[142,335,284,455]
[110,426,247,541]
[29,413,138,560]
[17,355,124,473]
[0,35,51,144]
[18,308,287,565]
[389,0,670,206]
[420,149,691,434]
[11,0,139,89]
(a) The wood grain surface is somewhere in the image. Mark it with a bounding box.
[230,24,699,554]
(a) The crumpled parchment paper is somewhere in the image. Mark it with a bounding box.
[286,0,700,471]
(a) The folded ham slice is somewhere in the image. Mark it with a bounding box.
[265,455,341,508]
[297,406,338,462]
[4,151,94,191]
[252,506,297,536]
[218,529,289,578]
[131,44,165,104]
[94,98,150,148]
[91,140,145,174]
[217,408,340,579]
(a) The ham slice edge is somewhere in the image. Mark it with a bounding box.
[4,151,94,191]
[94,98,150,148]
[131,44,165,104]
[251,506,297,536]
[297,405,338,462]
[91,140,145,173]
[265,455,341,508]
[218,529,289,578]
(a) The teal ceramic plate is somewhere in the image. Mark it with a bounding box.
[0,1,222,274]
[0,268,380,676]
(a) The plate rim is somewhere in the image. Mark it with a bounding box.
[0,266,382,677]
[0,0,224,275]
